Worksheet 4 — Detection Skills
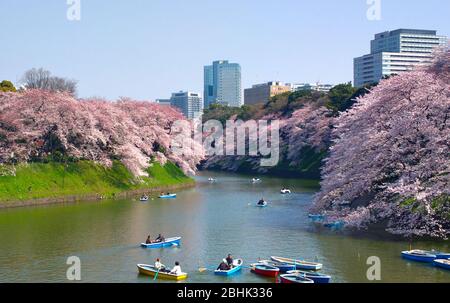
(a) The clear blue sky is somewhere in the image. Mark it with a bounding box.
[1,0,448,100]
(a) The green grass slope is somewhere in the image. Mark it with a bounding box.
[0,160,193,202]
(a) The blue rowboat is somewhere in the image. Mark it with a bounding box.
[401,250,436,263]
[140,237,181,248]
[287,270,331,284]
[434,259,450,270]
[271,256,322,271]
[413,250,450,259]
[159,194,177,199]
[324,221,345,229]
[259,260,296,273]
[435,252,450,259]
[308,214,325,221]
[214,259,243,276]
[279,274,314,284]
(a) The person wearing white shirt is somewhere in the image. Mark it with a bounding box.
[154,258,165,271]
[170,261,182,275]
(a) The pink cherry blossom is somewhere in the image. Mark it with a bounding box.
[313,50,450,239]
[0,90,202,176]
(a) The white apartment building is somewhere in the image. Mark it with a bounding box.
[287,82,334,93]
[354,29,447,87]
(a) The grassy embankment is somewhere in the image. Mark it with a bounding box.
[0,160,193,203]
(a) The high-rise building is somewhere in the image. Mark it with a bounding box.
[287,82,334,93]
[170,91,203,120]
[354,29,447,87]
[244,81,291,105]
[204,60,242,108]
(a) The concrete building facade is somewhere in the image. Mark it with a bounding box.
[244,81,291,105]
[288,82,334,93]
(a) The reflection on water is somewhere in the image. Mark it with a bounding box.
[0,172,449,283]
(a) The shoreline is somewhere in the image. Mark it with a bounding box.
[0,181,195,210]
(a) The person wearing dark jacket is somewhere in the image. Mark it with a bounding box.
[145,235,152,244]
[217,261,230,271]
[226,254,234,267]
[155,234,165,243]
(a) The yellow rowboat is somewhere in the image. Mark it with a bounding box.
[137,264,188,281]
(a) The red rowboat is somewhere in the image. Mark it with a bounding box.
[250,263,280,278]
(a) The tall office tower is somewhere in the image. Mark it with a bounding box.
[204,60,242,108]
[170,91,203,120]
[244,81,291,105]
[354,29,447,87]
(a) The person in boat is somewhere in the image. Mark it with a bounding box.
[145,235,152,244]
[155,234,165,243]
[169,261,182,275]
[257,198,266,206]
[154,258,166,271]
[226,254,234,267]
[217,260,230,271]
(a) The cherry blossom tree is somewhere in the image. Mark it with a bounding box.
[0,90,202,177]
[313,50,450,239]
[201,103,334,176]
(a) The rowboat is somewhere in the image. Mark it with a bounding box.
[434,259,450,270]
[287,270,331,284]
[208,177,217,182]
[401,250,437,263]
[256,201,268,208]
[409,249,450,259]
[140,237,181,248]
[308,214,325,221]
[250,263,280,278]
[436,253,450,259]
[324,221,345,229]
[140,196,149,202]
[271,256,322,271]
[279,274,314,284]
[252,178,261,183]
[214,259,243,276]
[280,189,291,194]
[159,194,177,199]
[259,260,296,273]
[137,264,187,281]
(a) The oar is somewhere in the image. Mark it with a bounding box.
[199,266,215,272]
[153,268,161,280]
